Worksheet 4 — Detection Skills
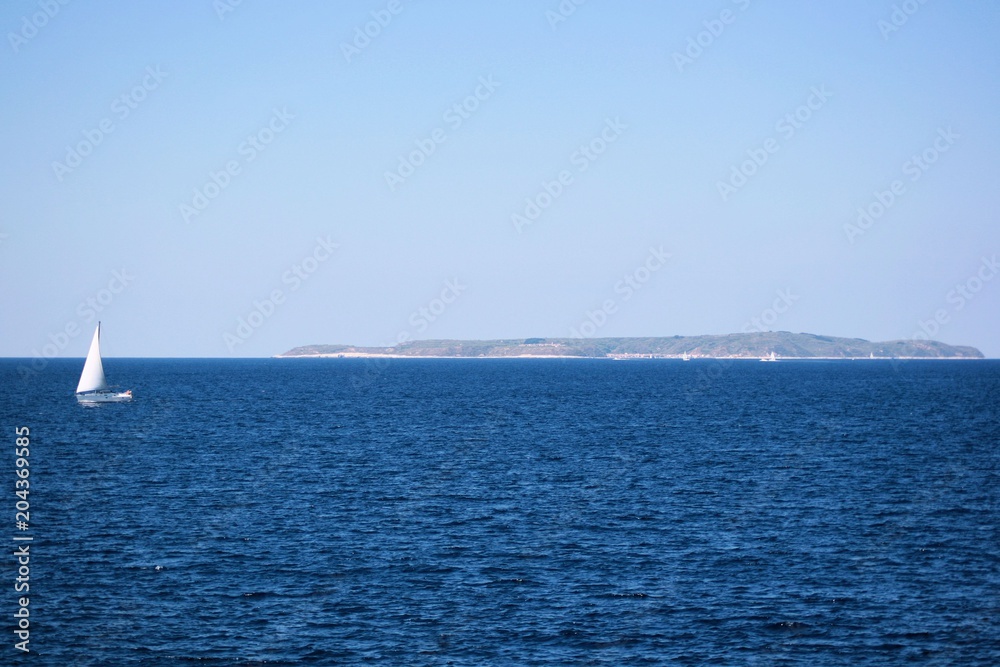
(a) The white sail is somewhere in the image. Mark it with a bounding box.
[76,323,109,394]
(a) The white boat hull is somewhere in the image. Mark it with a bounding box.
[76,390,132,403]
[76,323,132,403]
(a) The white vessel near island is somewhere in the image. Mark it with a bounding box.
[76,322,132,403]
[760,351,777,362]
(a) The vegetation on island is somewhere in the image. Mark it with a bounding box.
[278,332,983,359]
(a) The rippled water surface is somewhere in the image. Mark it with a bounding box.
[3,358,999,664]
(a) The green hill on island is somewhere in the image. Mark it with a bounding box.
[278,332,983,359]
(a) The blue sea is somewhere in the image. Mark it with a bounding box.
[2,358,999,665]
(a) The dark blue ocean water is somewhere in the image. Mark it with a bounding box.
[2,358,999,665]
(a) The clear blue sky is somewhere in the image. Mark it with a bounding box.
[2,1,998,358]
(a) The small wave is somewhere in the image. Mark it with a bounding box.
[765,620,812,631]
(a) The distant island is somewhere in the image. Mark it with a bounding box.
[277,332,983,360]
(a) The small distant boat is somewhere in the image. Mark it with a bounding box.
[76,322,132,403]
[760,351,777,362]
[681,352,691,361]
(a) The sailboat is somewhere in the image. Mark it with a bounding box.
[76,322,132,403]
[760,351,777,362]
